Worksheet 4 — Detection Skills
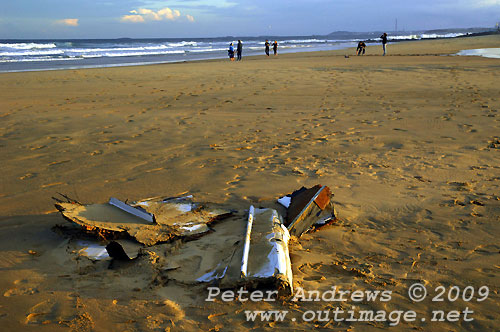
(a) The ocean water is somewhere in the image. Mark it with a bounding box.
[457,48,500,59]
[0,37,356,72]
[0,30,488,72]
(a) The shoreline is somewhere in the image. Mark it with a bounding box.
[1,33,498,74]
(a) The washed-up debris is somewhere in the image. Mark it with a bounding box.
[106,241,141,260]
[54,195,233,246]
[54,186,337,296]
[196,206,293,295]
[278,184,336,237]
[241,206,293,293]
[164,236,242,285]
[109,197,154,222]
[70,239,142,261]
[76,241,110,260]
[277,196,291,209]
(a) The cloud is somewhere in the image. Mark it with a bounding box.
[54,19,79,26]
[157,8,181,20]
[121,7,193,23]
[121,15,145,23]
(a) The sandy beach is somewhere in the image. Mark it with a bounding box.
[1,34,499,331]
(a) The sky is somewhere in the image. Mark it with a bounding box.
[1,0,499,39]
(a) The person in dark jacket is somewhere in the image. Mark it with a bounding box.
[380,33,388,56]
[356,41,366,55]
[265,40,270,56]
[273,41,278,56]
[236,40,243,61]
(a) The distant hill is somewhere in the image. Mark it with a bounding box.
[423,27,493,34]
[326,27,494,39]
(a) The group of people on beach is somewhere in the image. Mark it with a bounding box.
[227,39,278,61]
[265,40,279,57]
[227,40,243,61]
[228,32,388,61]
[356,32,388,56]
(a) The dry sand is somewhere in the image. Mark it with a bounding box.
[0,34,499,331]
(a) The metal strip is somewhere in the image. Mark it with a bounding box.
[240,205,254,278]
[109,197,154,223]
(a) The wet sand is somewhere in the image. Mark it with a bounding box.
[0,34,499,331]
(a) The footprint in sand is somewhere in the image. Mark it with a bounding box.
[106,140,124,145]
[25,300,57,325]
[145,167,164,173]
[235,145,252,151]
[384,142,404,150]
[19,173,37,180]
[297,260,388,285]
[48,160,70,166]
[487,137,500,149]
[225,174,241,188]
[447,181,473,192]
[41,182,65,188]
[30,145,47,150]
[4,279,39,297]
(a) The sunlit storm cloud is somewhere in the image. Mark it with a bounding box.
[54,19,79,26]
[121,7,194,23]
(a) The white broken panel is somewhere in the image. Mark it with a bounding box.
[55,195,232,246]
[131,195,230,237]
[75,241,110,260]
[134,195,196,215]
[277,196,291,209]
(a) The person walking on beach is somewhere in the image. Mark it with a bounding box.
[236,40,243,61]
[356,41,366,55]
[228,43,235,61]
[380,33,388,56]
[273,41,278,56]
[265,40,270,56]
